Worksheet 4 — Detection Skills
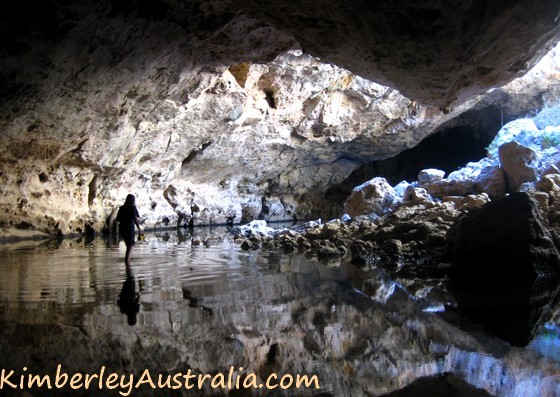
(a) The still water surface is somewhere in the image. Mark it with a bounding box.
[0,229,559,396]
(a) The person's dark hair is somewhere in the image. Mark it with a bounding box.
[125,194,136,205]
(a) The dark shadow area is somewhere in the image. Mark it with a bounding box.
[325,106,504,206]
[449,277,560,347]
[379,372,494,397]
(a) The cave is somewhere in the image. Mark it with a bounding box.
[1,1,560,396]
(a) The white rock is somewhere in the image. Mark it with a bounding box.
[488,118,539,158]
[231,220,276,238]
[393,180,410,198]
[343,177,396,217]
[418,168,445,183]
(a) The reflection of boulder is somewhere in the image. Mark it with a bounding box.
[450,278,560,347]
[447,192,560,346]
[448,192,560,282]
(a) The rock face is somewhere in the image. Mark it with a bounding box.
[1,0,560,238]
[226,0,560,109]
[448,192,560,282]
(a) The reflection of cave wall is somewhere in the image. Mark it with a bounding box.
[326,104,523,209]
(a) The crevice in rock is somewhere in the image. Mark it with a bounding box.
[263,88,276,109]
[259,196,269,218]
[266,342,278,364]
[181,140,213,172]
[88,175,98,207]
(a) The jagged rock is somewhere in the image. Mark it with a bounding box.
[231,220,276,238]
[448,192,560,282]
[442,193,490,210]
[418,169,445,183]
[536,174,560,193]
[499,141,538,191]
[343,177,396,217]
[533,191,550,213]
[424,178,475,199]
[474,165,506,199]
[403,186,433,206]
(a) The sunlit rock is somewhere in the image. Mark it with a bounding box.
[418,169,445,183]
[499,141,539,191]
[442,193,491,210]
[487,118,540,159]
[343,177,396,218]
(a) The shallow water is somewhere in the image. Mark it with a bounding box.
[0,229,559,397]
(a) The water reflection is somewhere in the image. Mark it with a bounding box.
[449,277,560,347]
[0,230,559,397]
[118,263,140,326]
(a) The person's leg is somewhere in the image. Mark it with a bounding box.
[125,244,132,264]
[122,229,134,264]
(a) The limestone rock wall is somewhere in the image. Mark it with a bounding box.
[0,0,559,237]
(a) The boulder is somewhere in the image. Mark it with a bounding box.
[343,177,396,217]
[474,165,506,199]
[499,141,538,191]
[448,192,560,282]
[536,174,560,193]
[442,193,490,210]
[423,178,475,198]
[393,180,410,198]
[231,220,276,238]
[402,186,433,206]
[418,169,445,183]
[541,164,560,177]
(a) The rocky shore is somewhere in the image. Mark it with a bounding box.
[232,108,560,344]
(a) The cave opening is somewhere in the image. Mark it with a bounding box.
[325,104,518,206]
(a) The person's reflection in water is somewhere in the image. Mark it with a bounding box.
[117,263,140,326]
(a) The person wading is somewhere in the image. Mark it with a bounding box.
[116,194,143,264]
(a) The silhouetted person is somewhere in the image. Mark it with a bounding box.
[116,194,143,264]
[118,263,140,326]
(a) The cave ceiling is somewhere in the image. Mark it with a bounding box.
[1,0,560,235]
[151,0,560,109]
[3,0,560,109]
